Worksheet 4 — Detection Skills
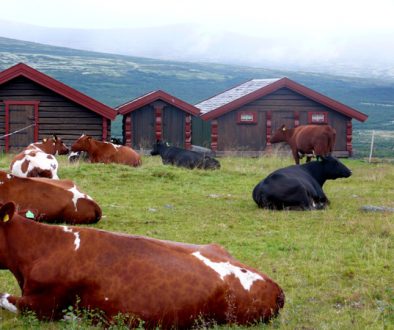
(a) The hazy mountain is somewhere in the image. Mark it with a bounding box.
[0,19,393,81]
[0,35,393,134]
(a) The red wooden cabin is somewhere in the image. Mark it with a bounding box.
[197,78,368,156]
[117,90,200,150]
[0,63,116,152]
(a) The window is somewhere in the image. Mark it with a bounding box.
[308,112,328,124]
[237,111,257,124]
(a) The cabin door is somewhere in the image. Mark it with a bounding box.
[5,101,39,152]
[162,106,185,147]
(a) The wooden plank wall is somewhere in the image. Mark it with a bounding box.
[0,76,109,150]
[216,87,350,153]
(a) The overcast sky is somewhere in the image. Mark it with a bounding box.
[1,0,393,75]
[1,0,393,37]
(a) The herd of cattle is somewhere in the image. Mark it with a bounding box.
[0,124,352,328]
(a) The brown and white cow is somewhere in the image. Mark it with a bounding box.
[270,124,336,164]
[0,201,284,328]
[0,171,101,224]
[10,136,69,179]
[71,135,141,167]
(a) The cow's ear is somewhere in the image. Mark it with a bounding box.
[0,202,16,224]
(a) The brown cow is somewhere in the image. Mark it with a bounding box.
[0,171,101,224]
[270,124,336,164]
[10,135,69,179]
[71,135,141,167]
[0,201,284,328]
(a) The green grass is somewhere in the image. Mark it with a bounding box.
[0,155,393,329]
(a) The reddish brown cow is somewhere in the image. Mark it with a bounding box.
[10,136,69,179]
[270,124,336,164]
[71,135,141,167]
[0,171,101,224]
[0,201,284,328]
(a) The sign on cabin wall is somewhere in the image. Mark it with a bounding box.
[308,112,328,124]
[237,111,257,124]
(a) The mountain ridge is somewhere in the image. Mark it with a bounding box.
[0,36,393,135]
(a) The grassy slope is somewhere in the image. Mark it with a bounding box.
[0,155,392,329]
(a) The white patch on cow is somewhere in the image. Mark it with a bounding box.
[104,141,121,151]
[0,294,18,313]
[0,181,3,185]
[105,297,109,301]
[68,185,93,211]
[11,149,59,179]
[62,226,81,251]
[7,174,12,179]
[192,252,264,291]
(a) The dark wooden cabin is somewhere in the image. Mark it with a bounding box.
[0,63,116,152]
[196,78,368,156]
[117,90,201,150]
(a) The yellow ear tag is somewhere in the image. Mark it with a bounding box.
[3,214,9,222]
[43,138,47,142]
[282,127,286,131]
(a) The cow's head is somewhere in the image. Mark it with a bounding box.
[150,140,168,156]
[203,156,221,170]
[0,201,17,269]
[71,135,92,152]
[270,125,288,143]
[320,156,352,180]
[40,136,69,155]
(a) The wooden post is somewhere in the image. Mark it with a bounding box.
[346,120,352,156]
[266,111,272,153]
[185,114,192,149]
[154,104,163,141]
[102,117,108,141]
[124,114,132,147]
[211,119,218,151]
[294,111,300,127]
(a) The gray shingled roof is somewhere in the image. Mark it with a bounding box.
[196,78,281,114]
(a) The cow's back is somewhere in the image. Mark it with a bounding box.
[48,230,284,327]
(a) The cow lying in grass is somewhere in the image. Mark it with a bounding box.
[270,124,336,164]
[253,156,351,210]
[0,201,284,328]
[71,135,141,167]
[10,135,69,179]
[0,171,101,224]
[151,140,220,169]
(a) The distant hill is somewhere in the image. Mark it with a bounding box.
[0,36,393,141]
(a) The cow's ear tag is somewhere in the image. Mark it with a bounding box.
[282,127,286,131]
[3,214,9,222]
[43,138,47,142]
[25,210,35,219]
[166,142,170,146]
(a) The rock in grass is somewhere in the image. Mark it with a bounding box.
[360,205,394,213]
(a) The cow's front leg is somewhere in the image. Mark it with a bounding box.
[0,293,19,313]
[1,292,66,320]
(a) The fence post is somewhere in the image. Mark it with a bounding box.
[368,130,375,163]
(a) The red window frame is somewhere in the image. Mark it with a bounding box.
[308,112,328,124]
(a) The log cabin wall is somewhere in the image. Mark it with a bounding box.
[0,76,110,151]
[215,87,350,155]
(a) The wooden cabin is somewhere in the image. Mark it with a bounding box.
[117,90,200,150]
[0,63,116,152]
[196,78,368,156]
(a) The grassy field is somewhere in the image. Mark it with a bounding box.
[0,155,392,329]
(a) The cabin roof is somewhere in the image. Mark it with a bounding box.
[116,90,201,116]
[197,77,368,122]
[0,63,117,120]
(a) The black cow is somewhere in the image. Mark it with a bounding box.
[151,141,220,170]
[252,156,351,210]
